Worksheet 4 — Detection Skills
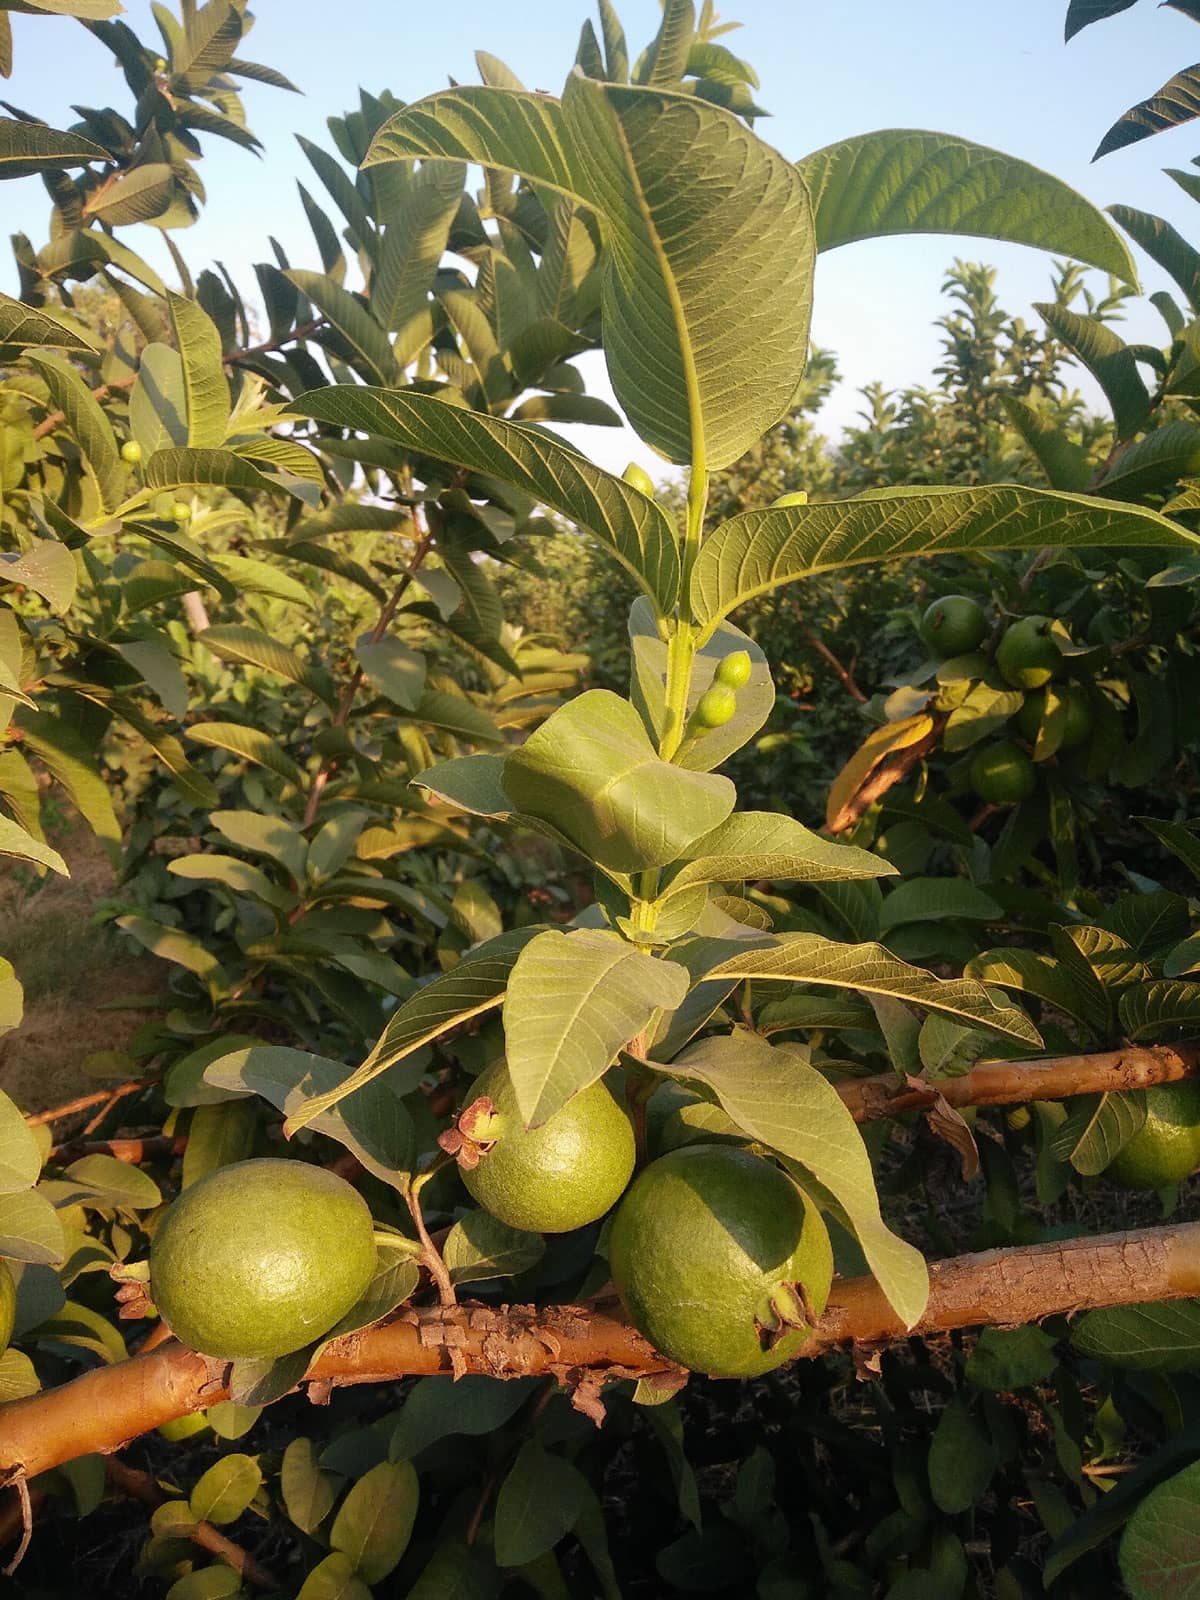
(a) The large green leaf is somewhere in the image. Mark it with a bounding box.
[1035,302,1152,439]
[129,342,188,455]
[373,160,466,361]
[1120,1459,1200,1600]
[674,1032,928,1327]
[0,118,108,178]
[14,708,121,858]
[283,927,543,1134]
[662,811,894,893]
[167,291,228,448]
[706,933,1041,1046]
[798,129,1135,283]
[503,927,688,1125]
[1096,63,1200,160]
[501,690,735,874]
[0,291,98,353]
[1065,1,1137,41]
[364,74,815,469]
[689,485,1199,634]
[1073,1300,1200,1371]
[299,386,678,611]
[145,447,284,495]
[0,539,76,613]
[83,163,173,225]
[186,721,305,788]
[1110,205,1200,313]
[0,815,68,875]
[287,269,399,384]
[26,350,124,509]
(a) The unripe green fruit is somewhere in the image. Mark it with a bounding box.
[969,740,1036,805]
[609,1145,833,1378]
[120,439,143,465]
[622,462,655,497]
[170,502,192,524]
[714,650,753,690]
[919,594,987,658]
[693,684,737,729]
[0,1259,15,1357]
[996,615,1061,689]
[150,1158,377,1360]
[1016,684,1093,749]
[1105,1081,1200,1191]
[462,1062,635,1234]
[771,490,808,507]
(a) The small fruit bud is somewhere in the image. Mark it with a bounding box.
[120,439,143,465]
[715,649,752,690]
[771,490,808,507]
[170,501,192,524]
[622,461,655,497]
[693,684,737,729]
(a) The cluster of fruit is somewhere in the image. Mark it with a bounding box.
[918,595,1092,806]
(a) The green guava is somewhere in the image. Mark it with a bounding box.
[919,595,987,658]
[1106,1081,1200,1192]
[996,615,1061,689]
[969,740,1036,804]
[1016,684,1093,749]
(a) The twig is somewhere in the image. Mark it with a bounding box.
[104,1459,278,1591]
[0,1475,31,1576]
[4,1224,1200,1479]
[826,718,947,834]
[803,628,867,703]
[26,1079,152,1129]
[50,1134,186,1166]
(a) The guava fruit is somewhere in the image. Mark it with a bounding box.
[715,650,753,690]
[919,595,987,658]
[461,1063,635,1234]
[1016,684,1092,749]
[150,1158,376,1360]
[996,615,1061,689]
[969,740,1036,804]
[1106,1081,1200,1191]
[608,1144,833,1378]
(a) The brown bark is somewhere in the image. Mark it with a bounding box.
[4,1225,1200,1483]
[25,1079,152,1129]
[838,1043,1200,1123]
[49,1135,186,1166]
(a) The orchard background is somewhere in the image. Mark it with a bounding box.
[3,1,1200,1596]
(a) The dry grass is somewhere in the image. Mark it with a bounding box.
[0,819,164,1116]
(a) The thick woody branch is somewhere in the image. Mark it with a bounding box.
[4,1224,1200,1483]
[838,1043,1200,1123]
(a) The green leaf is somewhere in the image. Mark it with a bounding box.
[0,539,76,613]
[1120,1459,1200,1599]
[443,1209,545,1285]
[210,809,307,883]
[26,350,123,509]
[1065,1,1138,41]
[297,1553,373,1600]
[0,1087,41,1192]
[663,810,892,893]
[83,163,173,225]
[1001,395,1092,492]
[927,1399,994,1515]
[145,446,284,496]
[674,1031,929,1327]
[297,387,680,613]
[965,1325,1059,1390]
[798,129,1135,282]
[166,291,229,448]
[188,1452,262,1526]
[11,708,120,857]
[1074,1300,1200,1371]
[130,342,188,455]
[1110,205,1200,313]
[165,1568,241,1600]
[180,1100,258,1189]
[199,624,323,699]
[1141,816,1200,883]
[112,637,188,722]
[501,690,735,875]
[708,933,1041,1047]
[0,118,108,177]
[494,1439,588,1568]
[0,1349,40,1403]
[1035,302,1151,440]
[1095,420,1200,501]
[965,947,1094,1033]
[287,270,398,385]
[317,1240,420,1345]
[412,687,502,746]
[1051,1091,1146,1175]
[0,1188,65,1264]
[63,1153,161,1209]
[504,927,688,1125]
[390,1374,540,1461]
[373,161,466,360]
[116,914,228,998]
[640,0,694,84]
[0,960,22,1041]
[330,1460,419,1585]
[364,75,814,469]
[0,290,99,351]
[354,632,425,712]
[282,928,541,1134]
[1120,979,1200,1041]
[1097,63,1200,160]
[877,878,1003,937]
[186,722,305,788]
[281,1436,341,1535]
[689,486,1197,633]
[203,1046,415,1191]
[0,815,68,875]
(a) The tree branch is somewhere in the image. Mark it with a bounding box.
[4,1224,1200,1483]
[103,1458,278,1591]
[802,628,867,703]
[838,1042,1200,1123]
[826,718,947,834]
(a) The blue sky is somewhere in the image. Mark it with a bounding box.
[3,0,1200,473]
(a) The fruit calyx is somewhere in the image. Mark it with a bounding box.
[754,1279,817,1352]
[438,1093,502,1170]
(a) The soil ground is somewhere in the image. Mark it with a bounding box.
[0,816,164,1115]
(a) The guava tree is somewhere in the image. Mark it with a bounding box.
[4,2,1200,1595]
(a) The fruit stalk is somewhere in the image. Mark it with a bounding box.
[5,1223,1200,1484]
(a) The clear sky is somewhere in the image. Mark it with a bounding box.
[3,0,1199,473]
